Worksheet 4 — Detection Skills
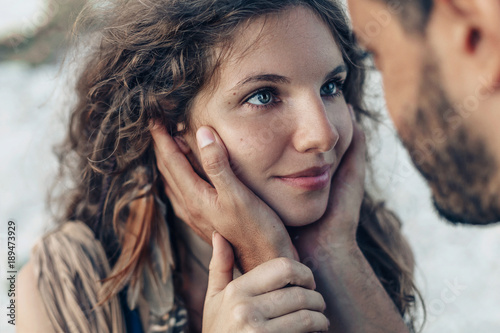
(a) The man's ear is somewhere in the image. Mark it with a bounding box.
[428,0,500,93]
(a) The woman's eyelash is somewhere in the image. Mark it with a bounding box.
[243,78,346,110]
[244,87,280,110]
[322,77,345,98]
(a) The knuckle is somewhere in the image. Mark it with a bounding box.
[232,302,251,323]
[224,282,239,298]
[298,310,314,329]
[302,264,314,279]
[259,298,275,314]
[293,287,308,307]
[233,303,266,330]
[270,288,286,304]
[276,257,295,277]
[202,153,226,176]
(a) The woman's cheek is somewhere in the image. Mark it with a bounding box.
[223,135,267,182]
[217,119,273,165]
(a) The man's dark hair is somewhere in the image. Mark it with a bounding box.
[381,0,434,32]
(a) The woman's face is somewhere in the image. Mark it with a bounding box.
[184,6,353,227]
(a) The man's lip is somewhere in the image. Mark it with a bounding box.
[277,165,332,178]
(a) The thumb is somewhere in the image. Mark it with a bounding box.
[206,231,235,298]
[196,126,242,192]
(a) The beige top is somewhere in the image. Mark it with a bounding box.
[31,221,188,333]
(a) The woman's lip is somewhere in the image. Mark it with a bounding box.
[276,167,331,191]
[280,165,332,178]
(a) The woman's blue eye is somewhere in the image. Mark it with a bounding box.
[247,91,273,105]
[321,81,338,96]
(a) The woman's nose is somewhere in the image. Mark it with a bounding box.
[292,95,340,153]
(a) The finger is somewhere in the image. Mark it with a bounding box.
[263,309,329,333]
[155,149,189,219]
[206,232,234,298]
[154,147,184,207]
[154,142,180,193]
[232,258,316,296]
[163,183,188,221]
[151,123,212,199]
[153,140,213,239]
[167,188,212,242]
[154,146,197,222]
[163,173,213,242]
[254,287,325,319]
[196,126,247,197]
[335,119,366,193]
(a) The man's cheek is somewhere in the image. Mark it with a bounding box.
[383,80,408,129]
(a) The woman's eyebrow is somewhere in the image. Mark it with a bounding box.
[230,64,348,93]
[324,64,348,80]
[230,74,291,92]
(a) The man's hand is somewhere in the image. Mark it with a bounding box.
[151,124,297,272]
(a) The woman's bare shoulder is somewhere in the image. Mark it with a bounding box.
[17,260,55,332]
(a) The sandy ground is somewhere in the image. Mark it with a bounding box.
[1,2,500,331]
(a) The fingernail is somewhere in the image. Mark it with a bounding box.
[348,104,356,121]
[197,127,215,149]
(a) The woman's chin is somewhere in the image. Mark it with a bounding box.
[279,204,328,227]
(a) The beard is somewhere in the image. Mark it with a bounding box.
[397,53,500,225]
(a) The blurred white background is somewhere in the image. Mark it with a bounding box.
[1,1,499,332]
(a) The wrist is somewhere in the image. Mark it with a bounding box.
[234,230,295,272]
[297,236,361,270]
[295,229,358,256]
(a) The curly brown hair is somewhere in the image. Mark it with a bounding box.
[51,0,422,329]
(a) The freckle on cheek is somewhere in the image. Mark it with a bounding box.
[233,93,236,95]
